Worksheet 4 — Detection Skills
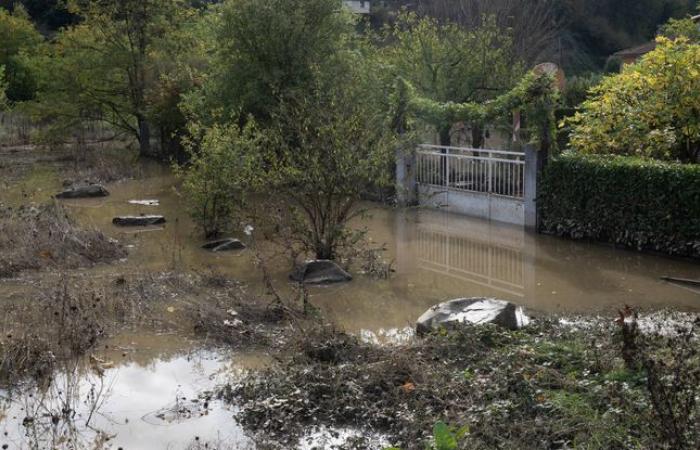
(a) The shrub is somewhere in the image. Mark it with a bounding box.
[565,37,700,162]
[539,152,700,258]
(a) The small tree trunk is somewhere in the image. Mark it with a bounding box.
[138,115,151,157]
[471,122,485,148]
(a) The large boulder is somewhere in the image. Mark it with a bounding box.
[202,238,246,252]
[112,215,166,226]
[416,298,529,335]
[289,260,352,285]
[56,184,109,199]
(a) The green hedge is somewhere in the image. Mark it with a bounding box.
[539,153,700,258]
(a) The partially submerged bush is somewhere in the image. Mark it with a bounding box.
[0,202,126,277]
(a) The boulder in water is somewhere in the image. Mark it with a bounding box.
[112,215,166,227]
[416,297,529,335]
[202,238,246,252]
[56,184,109,199]
[289,260,352,284]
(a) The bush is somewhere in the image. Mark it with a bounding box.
[565,37,700,162]
[539,152,700,258]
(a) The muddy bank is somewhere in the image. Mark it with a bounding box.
[0,202,126,278]
[225,312,700,450]
[0,270,300,389]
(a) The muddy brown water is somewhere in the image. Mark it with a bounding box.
[1,160,699,449]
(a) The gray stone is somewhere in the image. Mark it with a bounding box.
[290,260,352,284]
[202,238,246,252]
[416,297,530,335]
[56,184,109,199]
[112,215,166,226]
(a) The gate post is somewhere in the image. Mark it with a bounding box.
[396,147,417,206]
[524,145,542,230]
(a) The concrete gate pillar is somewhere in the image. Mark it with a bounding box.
[524,145,546,231]
[395,147,417,206]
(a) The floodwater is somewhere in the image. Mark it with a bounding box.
[56,167,700,330]
[1,158,699,449]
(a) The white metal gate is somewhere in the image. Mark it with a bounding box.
[416,144,526,224]
[417,145,525,199]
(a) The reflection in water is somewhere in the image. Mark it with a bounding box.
[416,222,525,298]
[0,334,258,450]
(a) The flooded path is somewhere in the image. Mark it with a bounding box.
[1,159,698,449]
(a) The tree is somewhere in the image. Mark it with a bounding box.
[177,121,266,238]
[384,12,522,147]
[181,0,396,259]
[411,0,564,68]
[659,16,700,42]
[566,37,700,162]
[187,0,354,127]
[0,6,42,102]
[26,0,192,156]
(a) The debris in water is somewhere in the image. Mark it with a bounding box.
[128,199,160,206]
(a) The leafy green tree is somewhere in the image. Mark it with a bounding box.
[659,16,700,42]
[26,0,193,156]
[180,0,397,255]
[0,6,42,102]
[177,121,266,238]
[567,37,700,162]
[384,12,522,147]
[188,0,354,127]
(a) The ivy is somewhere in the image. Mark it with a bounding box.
[393,71,559,150]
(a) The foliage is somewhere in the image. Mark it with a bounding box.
[1,0,77,32]
[182,0,395,259]
[0,5,43,102]
[383,11,522,146]
[187,0,355,127]
[259,69,396,260]
[539,152,700,258]
[561,73,603,109]
[369,0,698,74]
[566,37,700,162]
[659,16,700,42]
[396,71,560,152]
[24,0,196,156]
[177,121,265,238]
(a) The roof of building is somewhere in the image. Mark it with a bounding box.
[613,41,657,58]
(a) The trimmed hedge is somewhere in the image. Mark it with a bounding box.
[539,153,700,258]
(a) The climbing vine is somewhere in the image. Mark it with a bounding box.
[393,71,559,151]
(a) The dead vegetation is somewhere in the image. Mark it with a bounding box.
[0,202,126,278]
[224,314,700,450]
[0,270,299,388]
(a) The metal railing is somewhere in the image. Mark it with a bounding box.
[417,144,525,199]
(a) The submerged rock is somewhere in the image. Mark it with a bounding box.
[56,184,109,199]
[202,238,246,252]
[290,260,352,284]
[416,297,529,334]
[112,215,166,226]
